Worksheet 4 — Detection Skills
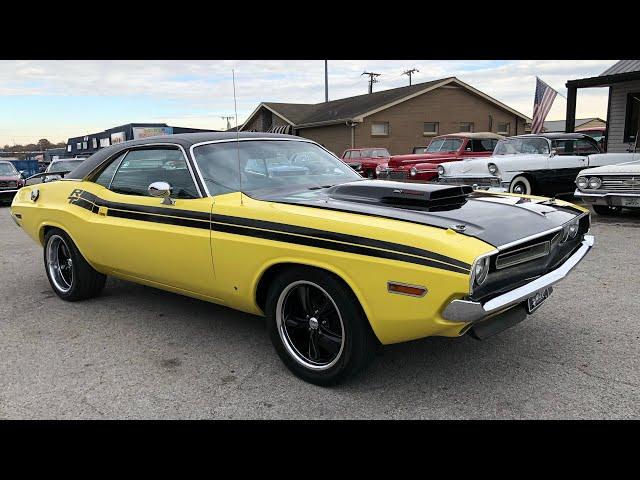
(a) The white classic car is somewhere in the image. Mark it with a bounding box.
[437,133,611,197]
[574,153,640,215]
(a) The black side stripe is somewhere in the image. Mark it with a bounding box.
[69,190,471,274]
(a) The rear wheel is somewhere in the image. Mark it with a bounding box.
[44,228,106,301]
[593,204,623,216]
[509,175,534,195]
[265,267,378,386]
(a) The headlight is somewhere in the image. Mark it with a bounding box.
[472,256,490,287]
[376,164,385,173]
[437,165,445,175]
[588,177,602,189]
[487,163,498,175]
[576,177,588,189]
[410,167,417,177]
[561,220,580,243]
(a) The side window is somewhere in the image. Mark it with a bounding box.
[576,139,600,155]
[109,148,199,199]
[343,151,351,159]
[471,139,495,152]
[553,140,576,156]
[94,151,127,188]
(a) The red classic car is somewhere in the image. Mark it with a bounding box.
[0,160,26,205]
[341,147,390,178]
[377,133,504,181]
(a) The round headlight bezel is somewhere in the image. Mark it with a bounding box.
[437,165,445,175]
[487,163,498,175]
[576,176,588,189]
[588,176,602,189]
[410,167,417,177]
[472,256,490,287]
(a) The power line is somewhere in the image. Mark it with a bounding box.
[361,71,381,94]
[402,68,419,86]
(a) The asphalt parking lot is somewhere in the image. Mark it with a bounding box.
[1,204,638,419]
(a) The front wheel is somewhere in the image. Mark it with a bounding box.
[593,204,623,216]
[265,267,378,386]
[509,175,535,195]
[44,228,106,301]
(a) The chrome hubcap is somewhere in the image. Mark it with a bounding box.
[276,281,345,370]
[46,235,73,293]
[513,183,525,194]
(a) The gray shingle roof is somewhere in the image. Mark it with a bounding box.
[543,118,602,132]
[601,60,640,76]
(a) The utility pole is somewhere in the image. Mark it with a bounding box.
[362,71,381,94]
[402,68,419,86]
[221,116,235,131]
[324,60,329,102]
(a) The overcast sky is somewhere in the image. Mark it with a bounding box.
[0,60,615,145]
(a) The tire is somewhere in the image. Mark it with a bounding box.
[593,204,623,216]
[509,175,534,195]
[265,266,379,386]
[367,170,375,179]
[43,228,106,301]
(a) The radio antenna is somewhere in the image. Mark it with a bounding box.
[232,69,243,206]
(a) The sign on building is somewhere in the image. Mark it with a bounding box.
[99,137,110,148]
[110,131,126,144]
[132,126,174,140]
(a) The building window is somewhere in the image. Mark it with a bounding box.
[423,122,439,136]
[92,138,98,149]
[459,122,474,133]
[497,122,510,135]
[82,141,88,150]
[624,92,640,144]
[67,145,72,152]
[76,142,81,150]
[371,122,389,136]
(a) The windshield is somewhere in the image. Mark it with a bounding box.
[0,163,18,175]
[426,138,463,153]
[361,148,390,158]
[494,138,550,155]
[192,140,363,197]
[48,160,83,173]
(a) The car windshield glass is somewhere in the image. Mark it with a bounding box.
[494,138,550,155]
[426,138,462,152]
[192,140,363,197]
[49,160,83,173]
[414,147,428,154]
[0,163,17,175]
[361,148,389,158]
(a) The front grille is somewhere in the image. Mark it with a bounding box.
[0,180,17,189]
[439,176,500,187]
[598,176,640,193]
[388,170,410,180]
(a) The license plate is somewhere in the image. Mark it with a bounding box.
[526,287,552,313]
[621,197,640,207]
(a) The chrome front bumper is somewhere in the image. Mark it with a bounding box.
[442,234,595,323]
[574,189,640,205]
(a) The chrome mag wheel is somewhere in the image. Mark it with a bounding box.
[46,234,74,293]
[275,280,345,370]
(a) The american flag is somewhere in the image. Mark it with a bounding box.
[531,77,558,134]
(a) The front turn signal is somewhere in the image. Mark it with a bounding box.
[387,282,428,297]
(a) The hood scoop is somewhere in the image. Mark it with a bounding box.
[326,180,472,211]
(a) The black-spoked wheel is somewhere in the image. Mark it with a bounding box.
[593,204,623,216]
[276,281,345,370]
[46,234,74,293]
[265,267,379,386]
[43,228,106,301]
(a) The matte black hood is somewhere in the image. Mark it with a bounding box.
[254,180,585,248]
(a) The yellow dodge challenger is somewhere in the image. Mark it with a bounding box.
[10,133,594,385]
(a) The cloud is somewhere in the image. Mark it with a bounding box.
[0,60,616,144]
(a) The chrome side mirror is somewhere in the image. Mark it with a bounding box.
[549,149,557,157]
[148,181,175,205]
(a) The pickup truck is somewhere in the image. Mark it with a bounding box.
[376,133,503,181]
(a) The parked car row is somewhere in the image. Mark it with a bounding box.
[351,131,639,216]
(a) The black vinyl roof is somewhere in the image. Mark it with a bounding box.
[67,132,301,180]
